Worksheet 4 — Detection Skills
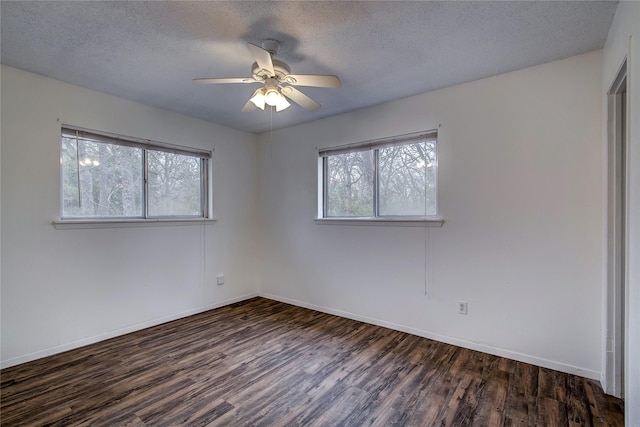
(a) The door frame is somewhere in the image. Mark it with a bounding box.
[604,57,628,398]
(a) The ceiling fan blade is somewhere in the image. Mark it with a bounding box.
[280,86,320,111]
[248,43,275,76]
[283,74,341,88]
[193,77,257,84]
[241,99,258,112]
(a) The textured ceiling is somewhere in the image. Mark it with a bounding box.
[1,1,618,134]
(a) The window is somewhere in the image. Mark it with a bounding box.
[319,131,437,219]
[61,126,210,219]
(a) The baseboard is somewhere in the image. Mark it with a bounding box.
[0,292,258,370]
[259,292,601,381]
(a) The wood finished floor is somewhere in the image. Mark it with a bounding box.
[1,298,624,426]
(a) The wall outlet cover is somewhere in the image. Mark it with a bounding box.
[458,301,468,315]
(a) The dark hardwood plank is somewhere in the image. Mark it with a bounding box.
[0,297,624,426]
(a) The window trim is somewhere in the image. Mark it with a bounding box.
[317,130,442,223]
[59,125,213,222]
[52,217,217,230]
[314,217,444,227]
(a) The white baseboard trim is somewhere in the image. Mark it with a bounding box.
[0,292,258,369]
[259,292,601,381]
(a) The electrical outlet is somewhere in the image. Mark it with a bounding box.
[458,301,468,315]
[216,274,225,285]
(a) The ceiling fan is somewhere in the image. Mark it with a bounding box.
[194,40,341,112]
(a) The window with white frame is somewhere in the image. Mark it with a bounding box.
[318,131,437,219]
[60,126,211,219]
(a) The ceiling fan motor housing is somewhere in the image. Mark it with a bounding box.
[252,59,291,81]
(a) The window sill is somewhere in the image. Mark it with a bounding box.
[53,218,218,230]
[314,217,444,227]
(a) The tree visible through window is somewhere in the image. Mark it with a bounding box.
[320,131,437,218]
[147,151,203,217]
[61,127,210,219]
[326,151,374,216]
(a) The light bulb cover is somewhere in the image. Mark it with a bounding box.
[275,94,291,112]
[265,87,281,106]
[249,89,266,110]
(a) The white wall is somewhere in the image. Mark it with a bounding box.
[602,1,640,424]
[258,51,604,379]
[0,65,260,368]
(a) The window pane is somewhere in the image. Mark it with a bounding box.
[148,151,202,217]
[61,138,143,217]
[378,141,437,216]
[326,151,374,216]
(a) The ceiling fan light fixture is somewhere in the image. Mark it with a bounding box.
[275,94,291,112]
[263,85,290,111]
[249,89,266,110]
[264,87,281,106]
